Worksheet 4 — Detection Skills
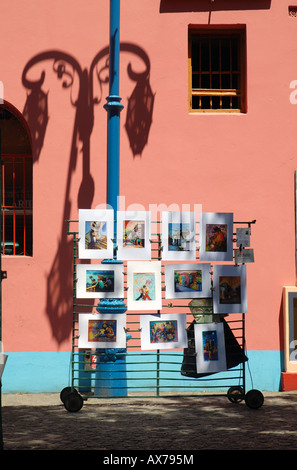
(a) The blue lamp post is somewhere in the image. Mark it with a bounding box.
[104,0,124,214]
[95,0,128,397]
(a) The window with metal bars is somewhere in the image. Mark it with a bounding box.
[0,106,33,256]
[188,27,246,113]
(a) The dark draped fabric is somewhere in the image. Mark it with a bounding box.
[181,319,248,378]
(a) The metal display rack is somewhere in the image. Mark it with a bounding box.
[60,218,264,412]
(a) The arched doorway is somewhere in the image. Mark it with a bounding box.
[0,102,32,256]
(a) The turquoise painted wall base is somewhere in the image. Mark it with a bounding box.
[1,350,283,394]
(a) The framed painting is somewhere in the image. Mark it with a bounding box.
[212,264,247,314]
[78,209,114,259]
[140,314,188,350]
[127,261,162,310]
[161,211,196,261]
[199,212,233,261]
[164,263,212,299]
[76,264,124,299]
[78,313,126,349]
[116,211,151,260]
[194,322,227,373]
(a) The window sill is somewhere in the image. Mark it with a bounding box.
[189,110,246,115]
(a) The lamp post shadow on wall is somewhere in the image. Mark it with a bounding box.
[21,0,154,399]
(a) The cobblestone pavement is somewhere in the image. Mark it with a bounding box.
[1,391,297,453]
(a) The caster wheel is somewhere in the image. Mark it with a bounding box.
[245,389,264,409]
[60,387,77,404]
[227,386,244,403]
[64,392,83,412]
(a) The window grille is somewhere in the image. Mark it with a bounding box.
[189,27,246,113]
[2,155,32,255]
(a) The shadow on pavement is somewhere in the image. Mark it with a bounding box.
[2,394,297,450]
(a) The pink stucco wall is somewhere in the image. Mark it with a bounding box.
[0,0,295,355]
